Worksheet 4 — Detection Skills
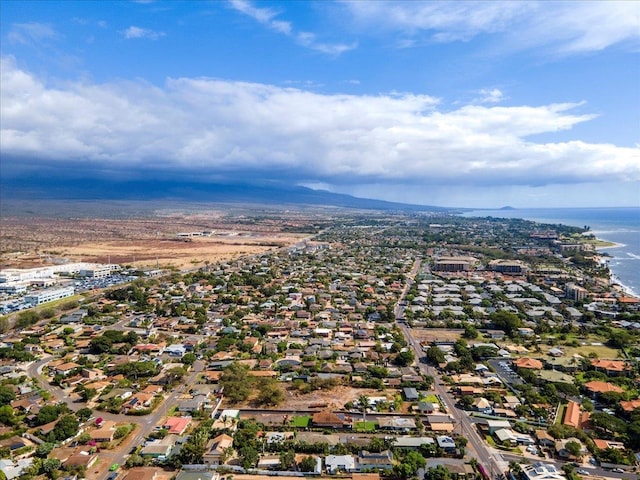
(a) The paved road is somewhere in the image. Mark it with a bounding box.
[396,257,506,478]
[28,354,205,480]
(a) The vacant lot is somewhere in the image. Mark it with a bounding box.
[411,327,464,344]
[1,215,307,270]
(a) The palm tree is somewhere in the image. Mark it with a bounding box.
[509,461,522,475]
[358,394,370,423]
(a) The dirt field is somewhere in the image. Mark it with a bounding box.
[410,328,464,344]
[0,215,308,270]
[281,386,393,411]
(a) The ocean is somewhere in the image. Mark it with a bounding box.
[461,207,640,297]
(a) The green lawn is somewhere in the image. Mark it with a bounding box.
[555,404,566,425]
[354,421,377,432]
[290,416,311,428]
[423,394,439,403]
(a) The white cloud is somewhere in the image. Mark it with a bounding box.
[8,22,60,45]
[123,26,165,40]
[342,1,640,55]
[1,56,638,192]
[229,0,356,55]
[476,88,504,104]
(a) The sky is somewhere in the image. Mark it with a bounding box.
[1,0,639,208]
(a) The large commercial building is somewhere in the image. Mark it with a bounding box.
[433,256,478,272]
[24,287,75,306]
[489,259,530,275]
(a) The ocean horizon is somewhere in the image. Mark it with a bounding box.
[462,207,640,297]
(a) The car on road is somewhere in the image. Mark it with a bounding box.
[611,468,624,473]
[576,469,590,475]
[109,463,119,471]
[107,474,118,480]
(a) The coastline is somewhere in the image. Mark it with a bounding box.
[594,238,638,299]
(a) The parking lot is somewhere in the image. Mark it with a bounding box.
[488,358,524,385]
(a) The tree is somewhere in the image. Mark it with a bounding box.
[0,405,17,426]
[239,445,259,469]
[394,349,415,366]
[0,386,16,406]
[590,412,627,436]
[41,458,62,479]
[425,346,445,365]
[77,407,93,421]
[52,414,79,441]
[35,442,55,458]
[394,450,425,478]
[565,440,582,458]
[424,464,451,480]
[182,352,197,366]
[463,324,478,339]
[255,379,284,407]
[89,336,113,354]
[279,450,296,470]
[509,461,523,475]
[221,362,253,403]
[299,456,318,472]
[36,404,68,426]
[125,454,146,468]
[358,394,370,422]
[490,310,522,335]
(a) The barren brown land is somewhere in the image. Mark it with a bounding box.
[0,214,310,270]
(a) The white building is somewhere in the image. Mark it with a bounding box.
[24,287,75,306]
[522,463,566,480]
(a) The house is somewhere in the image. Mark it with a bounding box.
[535,430,555,448]
[140,438,174,459]
[257,455,281,470]
[174,471,215,480]
[562,401,584,429]
[325,454,356,474]
[555,437,587,459]
[590,359,630,376]
[90,420,117,442]
[436,435,457,453]
[522,463,566,480]
[177,395,207,413]
[583,381,624,397]
[472,397,493,414]
[122,467,159,480]
[357,450,393,471]
[394,436,436,449]
[416,401,439,414]
[377,417,416,432]
[513,358,543,370]
[54,362,81,376]
[485,419,511,434]
[402,387,419,401]
[312,411,351,429]
[620,399,640,413]
[494,428,518,446]
[203,433,233,465]
[162,416,191,435]
[64,451,98,469]
[593,439,625,451]
[426,414,455,432]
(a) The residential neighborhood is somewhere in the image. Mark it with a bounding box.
[1,213,639,480]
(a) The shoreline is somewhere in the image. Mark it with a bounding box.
[594,236,638,299]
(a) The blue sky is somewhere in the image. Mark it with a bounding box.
[1,0,639,208]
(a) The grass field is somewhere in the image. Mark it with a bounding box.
[354,421,377,432]
[290,416,311,428]
[423,394,439,403]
